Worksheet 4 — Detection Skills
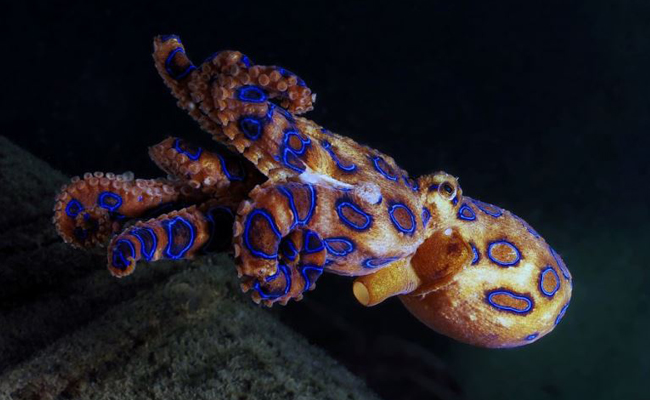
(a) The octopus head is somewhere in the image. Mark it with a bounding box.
[401,172,573,348]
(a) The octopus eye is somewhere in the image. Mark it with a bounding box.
[439,181,456,199]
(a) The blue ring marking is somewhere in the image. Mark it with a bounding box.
[280,129,311,173]
[388,203,416,235]
[270,103,295,123]
[539,266,561,297]
[278,184,316,229]
[214,151,245,181]
[97,192,123,212]
[164,47,196,80]
[160,34,181,43]
[254,263,291,299]
[173,138,202,161]
[471,243,480,265]
[458,203,477,221]
[428,184,439,192]
[299,264,324,292]
[130,227,158,261]
[336,199,372,231]
[525,333,539,341]
[421,207,431,227]
[555,302,570,325]
[550,246,571,281]
[402,175,419,191]
[321,140,357,172]
[243,209,282,259]
[164,217,196,259]
[238,116,264,140]
[371,156,398,181]
[112,239,135,270]
[472,199,503,218]
[487,240,522,267]
[323,237,355,257]
[486,290,533,314]
[303,230,324,254]
[362,257,399,269]
[65,199,84,218]
[280,239,298,261]
[236,85,268,103]
[452,196,459,206]
[265,102,276,120]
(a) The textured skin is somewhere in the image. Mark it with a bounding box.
[52,35,572,348]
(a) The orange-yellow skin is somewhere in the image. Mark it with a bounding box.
[52,34,572,348]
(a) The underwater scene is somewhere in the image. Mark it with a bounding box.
[1,1,648,399]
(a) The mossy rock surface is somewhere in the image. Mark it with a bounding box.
[0,136,380,400]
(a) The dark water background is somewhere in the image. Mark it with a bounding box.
[3,1,649,399]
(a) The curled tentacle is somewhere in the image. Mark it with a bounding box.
[107,201,236,277]
[53,172,205,248]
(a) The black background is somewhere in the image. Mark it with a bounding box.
[3,1,649,399]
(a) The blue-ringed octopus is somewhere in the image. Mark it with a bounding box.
[52,35,572,348]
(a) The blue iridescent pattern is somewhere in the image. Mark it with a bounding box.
[236,85,267,103]
[303,230,324,254]
[215,151,245,181]
[555,302,570,325]
[173,138,202,161]
[321,140,357,172]
[164,217,196,259]
[281,129,311,173]
[371,156,398,181]
[112,239,135,270]
[279,184,316,229]
[280,239,298,261]
[243,209,282,259]
[98,192,122,211]
[65,199,84,218]
[363,257,399,268]
[240,54,252,67]
[299,264,324,292]
[421,207,431,227]
[336,199,372,231]
[164,47,196,80]
[487,240,521,267]
[238,116,264,140]
[388,203,416,235]
[486,289,533,314]
[525,333,539,341]
[254,263,291,299]
[470,243,480,265]
[323,237,355,257]
[458,203,476,221]
[550,246,571,281]
[539,266,560,297]
[130,227,158,261]
[472,199,503,218]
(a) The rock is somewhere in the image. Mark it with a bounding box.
[0,136,380,400]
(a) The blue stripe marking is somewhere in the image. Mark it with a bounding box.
[403,175,419,191]
[539,266,560,297]
[321,141,357,172]
[164,217,196,259]
[65,199,84,218]
[277,67,306,87]
[112,239,135,270]
[280,129,311,173]
[280,239,298,261]
[215,152,245,181]
[173,138,202,161]
[362,257,399,268]
[421,207,431,227]
[525,332,539,341]
[98,192,122,211]
[336,199,372,231]
[555,302,570,325]
[471,243,480,265]
[303,230,324,254]
[323,237,355,257]
[278,184,316,229]
[487,240,521,267]
[236,85,267,103]
[458,203,476,221]
[160,35,181,43]
[371,156,398,181]
[472,199,503,218]
[164,47,196,80]
[550,246,571,281]
[243,209,282,259]
[486,290,533,314]
[130,227,158,261]
[388,203,416,235]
